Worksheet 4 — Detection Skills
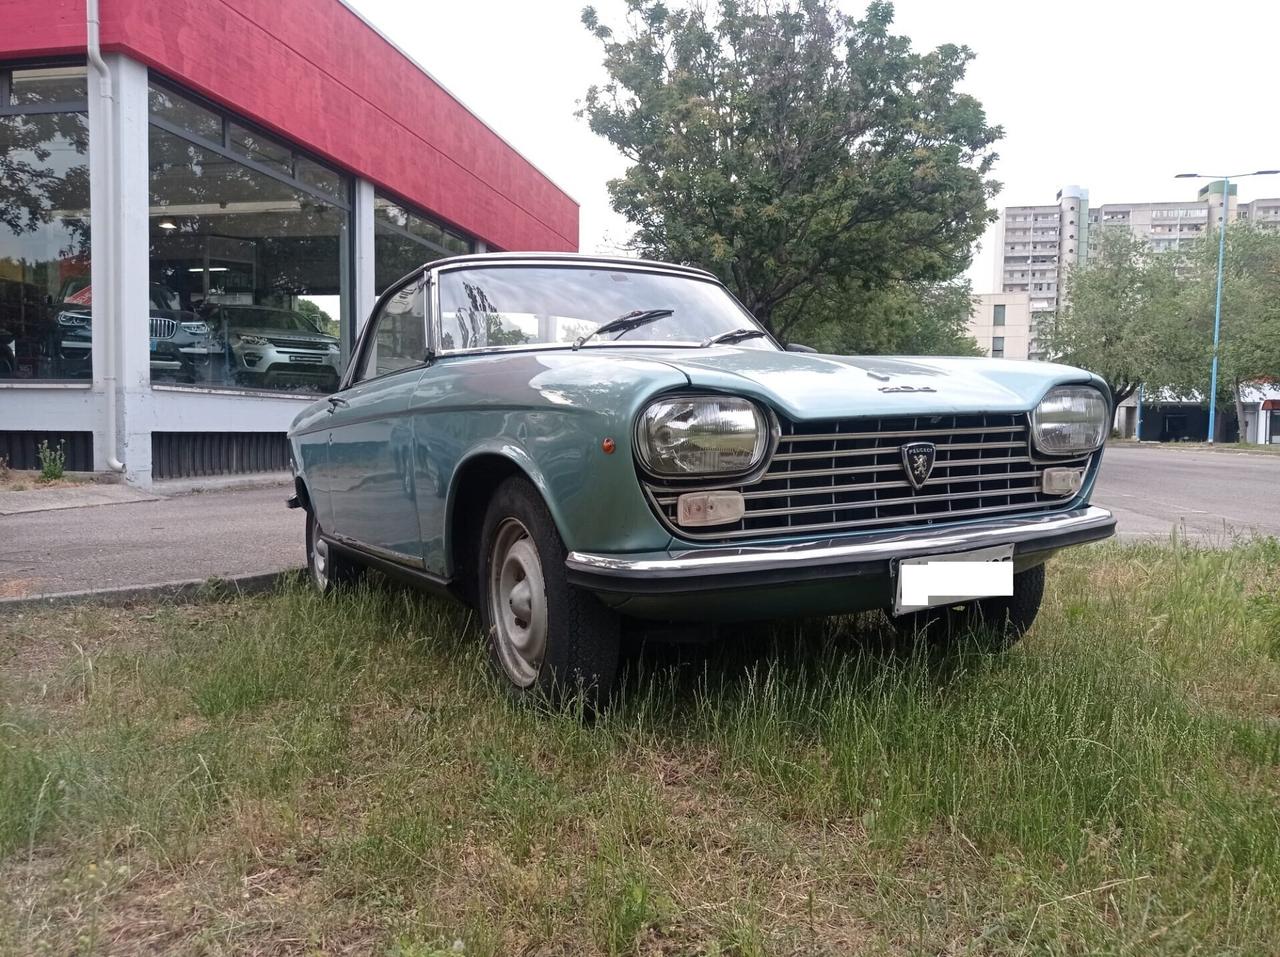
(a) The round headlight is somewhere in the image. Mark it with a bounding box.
[638,396,768,476]
[1032,385,1109,454]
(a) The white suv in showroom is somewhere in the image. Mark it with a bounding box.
[204,304,341,392]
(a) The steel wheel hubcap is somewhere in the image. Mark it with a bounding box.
[489,518,547,687]
[311,528,329,589]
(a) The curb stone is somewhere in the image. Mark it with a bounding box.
[0,569,305,611]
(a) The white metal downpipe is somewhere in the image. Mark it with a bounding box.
[86,0,124,472]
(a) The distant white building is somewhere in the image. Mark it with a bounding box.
[968,292,1033,361]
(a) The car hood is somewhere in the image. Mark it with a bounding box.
[619,347,1107,420]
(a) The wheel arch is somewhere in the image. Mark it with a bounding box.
[444,447,558,603]
[293,474,315,514]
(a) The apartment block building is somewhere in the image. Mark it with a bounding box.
[988,182,1280,359]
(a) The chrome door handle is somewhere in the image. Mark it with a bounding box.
[327,395,349,411]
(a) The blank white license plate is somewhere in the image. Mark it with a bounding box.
[894,544,1014,615]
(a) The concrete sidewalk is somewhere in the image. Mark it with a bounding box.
[0,483,303,602]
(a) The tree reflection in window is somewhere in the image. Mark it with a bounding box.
[0,70,90,381]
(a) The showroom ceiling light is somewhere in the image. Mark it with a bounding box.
[157,220,177,230]
[188,266,229,272]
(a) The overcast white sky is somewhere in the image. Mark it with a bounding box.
[349,0,1280,291]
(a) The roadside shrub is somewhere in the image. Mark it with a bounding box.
[37,440,65,482]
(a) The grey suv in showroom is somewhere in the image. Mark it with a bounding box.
[203,304,341,392]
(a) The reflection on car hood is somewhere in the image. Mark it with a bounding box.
[616,347,1106,420]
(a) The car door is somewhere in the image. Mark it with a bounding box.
[325,272,430,564]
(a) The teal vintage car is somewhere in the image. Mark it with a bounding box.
[287,253,1115,701]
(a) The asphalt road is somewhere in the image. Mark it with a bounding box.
[0,484,303,601]
[1,445,1275,600]
[1093,445,1280,541]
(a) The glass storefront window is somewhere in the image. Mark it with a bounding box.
[148,84,222,143]
[148,80,350,395]
[295,158,344,204]
[373,193,471,293]
[9,66,88,106]
[229,122,292,177]
[0,66,90,381]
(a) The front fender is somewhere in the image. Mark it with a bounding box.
[412,352,688,578]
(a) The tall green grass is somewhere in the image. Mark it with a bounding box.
[1,539,1278,954]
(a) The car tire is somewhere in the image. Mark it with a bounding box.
[479,476,621,708]
[305,508,362,593]
[889,561,1045,652]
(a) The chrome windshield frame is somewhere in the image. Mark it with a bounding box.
[427,257,779,358]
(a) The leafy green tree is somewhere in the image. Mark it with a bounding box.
[1171,225,1280,436]
[579,0,1000,347]
[793,278,982,355]
[1049,227,1185,404]
[292,298,338,338]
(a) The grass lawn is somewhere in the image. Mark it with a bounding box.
[2,541,1279,955]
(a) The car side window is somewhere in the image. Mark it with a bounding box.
[355,278,427,383]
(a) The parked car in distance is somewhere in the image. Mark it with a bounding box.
[286,253,1116,704]
[203,304,341,392]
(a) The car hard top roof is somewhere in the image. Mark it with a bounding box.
[424,251,718,283]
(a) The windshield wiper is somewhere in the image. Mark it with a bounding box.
[573,308,675,350]
[702,328,767,348]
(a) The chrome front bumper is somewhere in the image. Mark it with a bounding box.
[565,505,1115,595]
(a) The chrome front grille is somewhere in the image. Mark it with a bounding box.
[149,317,177,339]
[644,412,1093,541]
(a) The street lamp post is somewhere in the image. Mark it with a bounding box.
[1174,170,1280,443]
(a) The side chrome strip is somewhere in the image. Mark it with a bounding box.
[565,506,1115,579]
[328,532,426,571]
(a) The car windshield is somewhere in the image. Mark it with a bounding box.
[222,308,322,334]
[436,265,775,352]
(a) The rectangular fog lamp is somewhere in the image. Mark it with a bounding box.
[677,491,745,527]
[1041,467,1084,496]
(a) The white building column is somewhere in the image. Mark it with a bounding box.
[88,53,153,485]
[352,178,377,348]
[114,54,153,486]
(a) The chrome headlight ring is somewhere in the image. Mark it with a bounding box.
[635,394,777,480]
[1031,384,1110,456]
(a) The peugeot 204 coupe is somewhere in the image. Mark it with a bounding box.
[287,253,1115,702]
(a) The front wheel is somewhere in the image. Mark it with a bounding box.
[889,562,1045,651]
[479,477,621,707]
[305,509,362,593]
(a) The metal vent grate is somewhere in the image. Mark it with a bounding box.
[0,431,94,472]
[151,431,289,480]
[644,412,1094,541]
